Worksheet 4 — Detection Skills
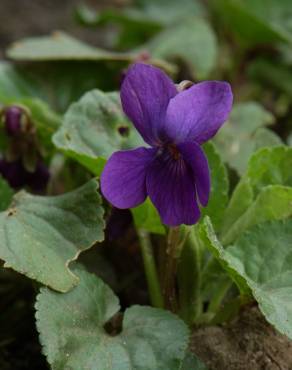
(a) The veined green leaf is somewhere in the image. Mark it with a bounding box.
[53,90,143,176]
[201,217,292,339]
[36,267,190,370]
[0,179,104,292]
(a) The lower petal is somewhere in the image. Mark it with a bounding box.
[178,141,210,207]
[101,147,156,209]
[146,152,200,226]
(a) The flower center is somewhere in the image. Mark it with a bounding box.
[167,144,181,161]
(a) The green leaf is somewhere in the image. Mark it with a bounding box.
[222,185,292,245]
[222,146,292,234]
[123,0,204,27]
[7,32,175,77]
[144,17,218,79]
[7,31,133,62]
[199,217,250,295]
[214,102,279,175]
[0,177,13,211]
[245,146,292,195]
[213,0,292,45]
[253,127,283,151]
[0,179,104,292]
[76,5,162,50]
[36,268,190,370]
[77,0,204,28]
[0,61,108,113]
[0,62,39,100]
[221,179,253,235]
[206,218,292,339]
[53,90,143,175]
[201,142,229,231]
[249,59,292,99]
[132,198,165,235]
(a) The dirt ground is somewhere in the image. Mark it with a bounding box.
[191,306,292,370]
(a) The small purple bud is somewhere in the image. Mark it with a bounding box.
[3,106,23,136]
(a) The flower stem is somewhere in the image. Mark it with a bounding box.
[178,226,202,324]
[162,226,181,312]
[207,279,233,314]
[138,230,164,308]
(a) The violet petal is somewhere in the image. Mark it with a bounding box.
[165,81,233,144]
[121,63,177,146]
[146,149,200,226]
[178,141,210,207]
[101,147,156,209]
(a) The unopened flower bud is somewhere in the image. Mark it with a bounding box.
[3,106,23,136]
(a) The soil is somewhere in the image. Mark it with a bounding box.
[0,268,48,370]
[191,306,292,370]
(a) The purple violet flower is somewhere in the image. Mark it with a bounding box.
[101,63,233,226]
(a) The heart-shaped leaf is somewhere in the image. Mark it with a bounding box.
[36,267,190,370]
[201,216,292,339]
[53,90,143,175]
[0,179,104,292]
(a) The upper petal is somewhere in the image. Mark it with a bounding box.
[121,63,177,146]
[101,147,156,209]
[164,81,233,144]
[146,150,200,226]
[178,141,210,207]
